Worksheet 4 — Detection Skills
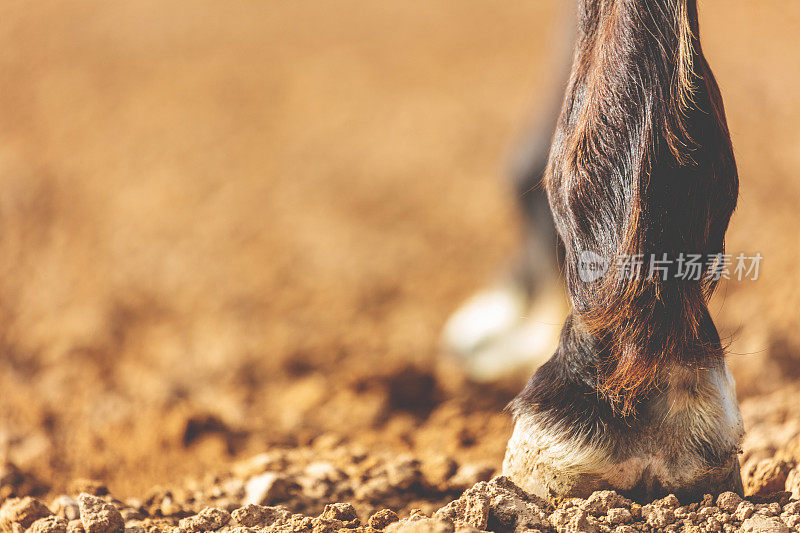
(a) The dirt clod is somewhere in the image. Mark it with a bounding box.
[77,493,124,533]
[320,503,359,527]
[565,509,599,533]
[718,492,744,513]
[29,516,69,533]
[230,504,290,528]
[734,501,756,522]
[581,490,632,516]
[0,496,52,532]
[6,465,800,532]
[432,488,489,529]
[741,514,790,533]
[178,507,230,532]
[607,507,632,525]
[369,509,400,530]
[641,505,676,529]
[432,477,549,532]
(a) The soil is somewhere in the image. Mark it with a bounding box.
[1,0,800,532]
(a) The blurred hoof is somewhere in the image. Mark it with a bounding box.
[442,282,529,357]
[441,281,566,382]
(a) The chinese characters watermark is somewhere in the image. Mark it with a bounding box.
[578,251,763,282]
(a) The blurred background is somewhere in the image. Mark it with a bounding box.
[0,0,799,499]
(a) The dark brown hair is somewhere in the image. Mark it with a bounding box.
[546,0,739,413]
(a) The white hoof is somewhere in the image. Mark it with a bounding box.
[442,283,567,382]
[442,284,529,356]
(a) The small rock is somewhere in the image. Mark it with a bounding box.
[286,514,314,532]
[231,504,290,528]
[656,494,680,509]
[763,502,783,517]
[705,517,723,532]
[642,506,676,528]
[433,489,490,530]
[783,501,800,515]
[629,502,642,520]
[566,509,599,533]
[548,508,571,529]
[698,506,720,520]
[550,507,599,532]
[369,509,399,530]
[434,476,537,531]
[29,516,68,533]
[78,493,124,533]
[489,493,548,532]
[784,515,800,529]
[607,508,632,525]
[243,474,296,506]
[734,501,756,521]
[309,516,343,533]
[581,491,632,516]
[0,496,52,531]
[741,515,790,533]
[716,492,743,513]
[701,494,715,508]
[485,476,539,503]
[178,507,230,532]
[320,503,359,528]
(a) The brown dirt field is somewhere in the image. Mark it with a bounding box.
[1,0,800,531]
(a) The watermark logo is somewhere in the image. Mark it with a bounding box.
[577,251,763,282]
[578,250,610,282]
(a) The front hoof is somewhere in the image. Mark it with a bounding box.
[502,346,744,502]
[503,415,743,502]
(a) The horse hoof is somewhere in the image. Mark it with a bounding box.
[503,349,744,502]
[441,281,566,382]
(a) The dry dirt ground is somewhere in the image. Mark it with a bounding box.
[1,1,800,531]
